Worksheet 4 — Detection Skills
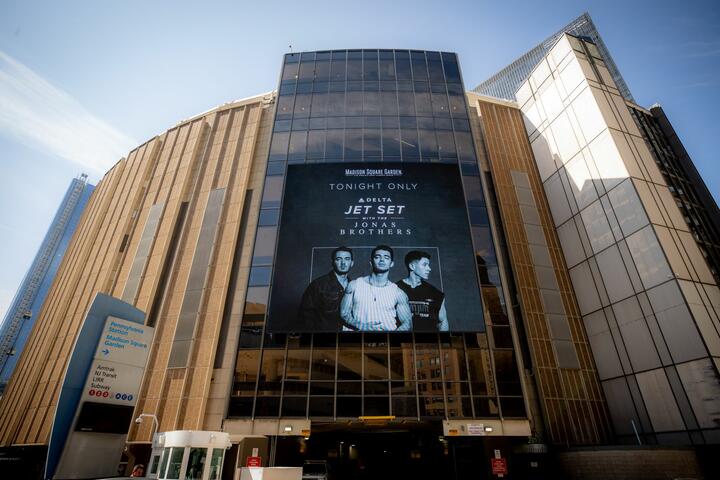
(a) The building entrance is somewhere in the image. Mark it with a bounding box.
[273,422,488,480]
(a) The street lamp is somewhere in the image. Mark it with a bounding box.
[135,413,159,437]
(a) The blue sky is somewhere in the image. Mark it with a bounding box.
[0,0,718,318]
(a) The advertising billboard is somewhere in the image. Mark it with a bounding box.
[268,162,484,332]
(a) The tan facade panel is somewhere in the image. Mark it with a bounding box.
[0,94,275,447]
[468,92,612,445]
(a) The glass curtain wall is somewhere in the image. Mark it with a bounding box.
[230,50,525,420]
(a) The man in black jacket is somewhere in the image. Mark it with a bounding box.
[298,246,354,331]
[396,250,448,331]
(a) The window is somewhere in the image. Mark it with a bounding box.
[625,226,672,289]
[208,449,224,480]
[608,179,648,237]
[166,447,184,479]
[186,448,207,480]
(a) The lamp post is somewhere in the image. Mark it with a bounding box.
[135,413,159,438]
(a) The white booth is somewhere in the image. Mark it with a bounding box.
[148,430,231,480]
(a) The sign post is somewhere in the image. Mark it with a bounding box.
[46,294,151,480]
[491,450,508,478]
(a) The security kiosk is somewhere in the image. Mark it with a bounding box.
[150,430,231,480]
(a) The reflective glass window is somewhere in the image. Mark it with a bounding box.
[454,131,475,161]
[380,91,398,115]
[306,130,326,160]
[309,397,334,416]
[327,91,345,116]
[336,396,361,417]
[411,53,428,81]
[363,50,379,81]
[311,348,336,380]
[166,447,184,479]
[473,397,499,417]
[608,179,649,237]
[364,396,389,416]
[363,129,381,157]
[314,59,330,82]
[287,131,307,161]
[344,129,363,160]
[442,57,461,83]
[363,90,381,115]
[282,62,299,81]
[500,397,526,418]
[209,449,224,480]
[186,448,207,480]
[325,130,344,159]
[310,91,328,117]
[428,58,444,83]
[392,397,417,417]
[337,349,362,380]
[494,351,522,395]
[248,267,271,286]
[418,129,438,160]
[626,226,672,289]
[330,52,346,81]
[269,132,289,162]
[379,53,395,80]
[401,127,420,160]
[581,200,614,253]
[431,92,449,116]
[395,51,412,80]
[255,397,280,417]
[276,95,294,121]
[346,58,362,82]
[281,396,307,417]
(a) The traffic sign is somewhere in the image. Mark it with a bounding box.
[491,458,508,477]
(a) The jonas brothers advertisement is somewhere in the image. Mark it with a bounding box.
[267,162,484,333]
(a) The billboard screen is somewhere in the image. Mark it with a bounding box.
[267,162,484,332]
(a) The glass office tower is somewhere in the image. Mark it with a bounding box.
[0,175,94,394]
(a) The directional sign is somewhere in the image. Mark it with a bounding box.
[80,316,154,406]
[94,316,153,367]
[82,359,145,405]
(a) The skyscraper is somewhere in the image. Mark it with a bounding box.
[0,175,94,394]
[474,12,633,102]
[516,32,720,446]
[628,103,720,284]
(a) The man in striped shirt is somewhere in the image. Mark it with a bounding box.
[341,245,412,331]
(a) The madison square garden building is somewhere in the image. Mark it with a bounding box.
[1,30,719,480]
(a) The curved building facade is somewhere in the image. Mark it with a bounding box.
[1,41,717,480]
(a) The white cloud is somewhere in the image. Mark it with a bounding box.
[0,51,136,173]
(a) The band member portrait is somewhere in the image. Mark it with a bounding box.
[298,246,354,330]
[341,245,412,331]
[396,250,448,331]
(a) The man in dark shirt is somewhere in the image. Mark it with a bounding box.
[396,250,448,331]
[298,246,354,331]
